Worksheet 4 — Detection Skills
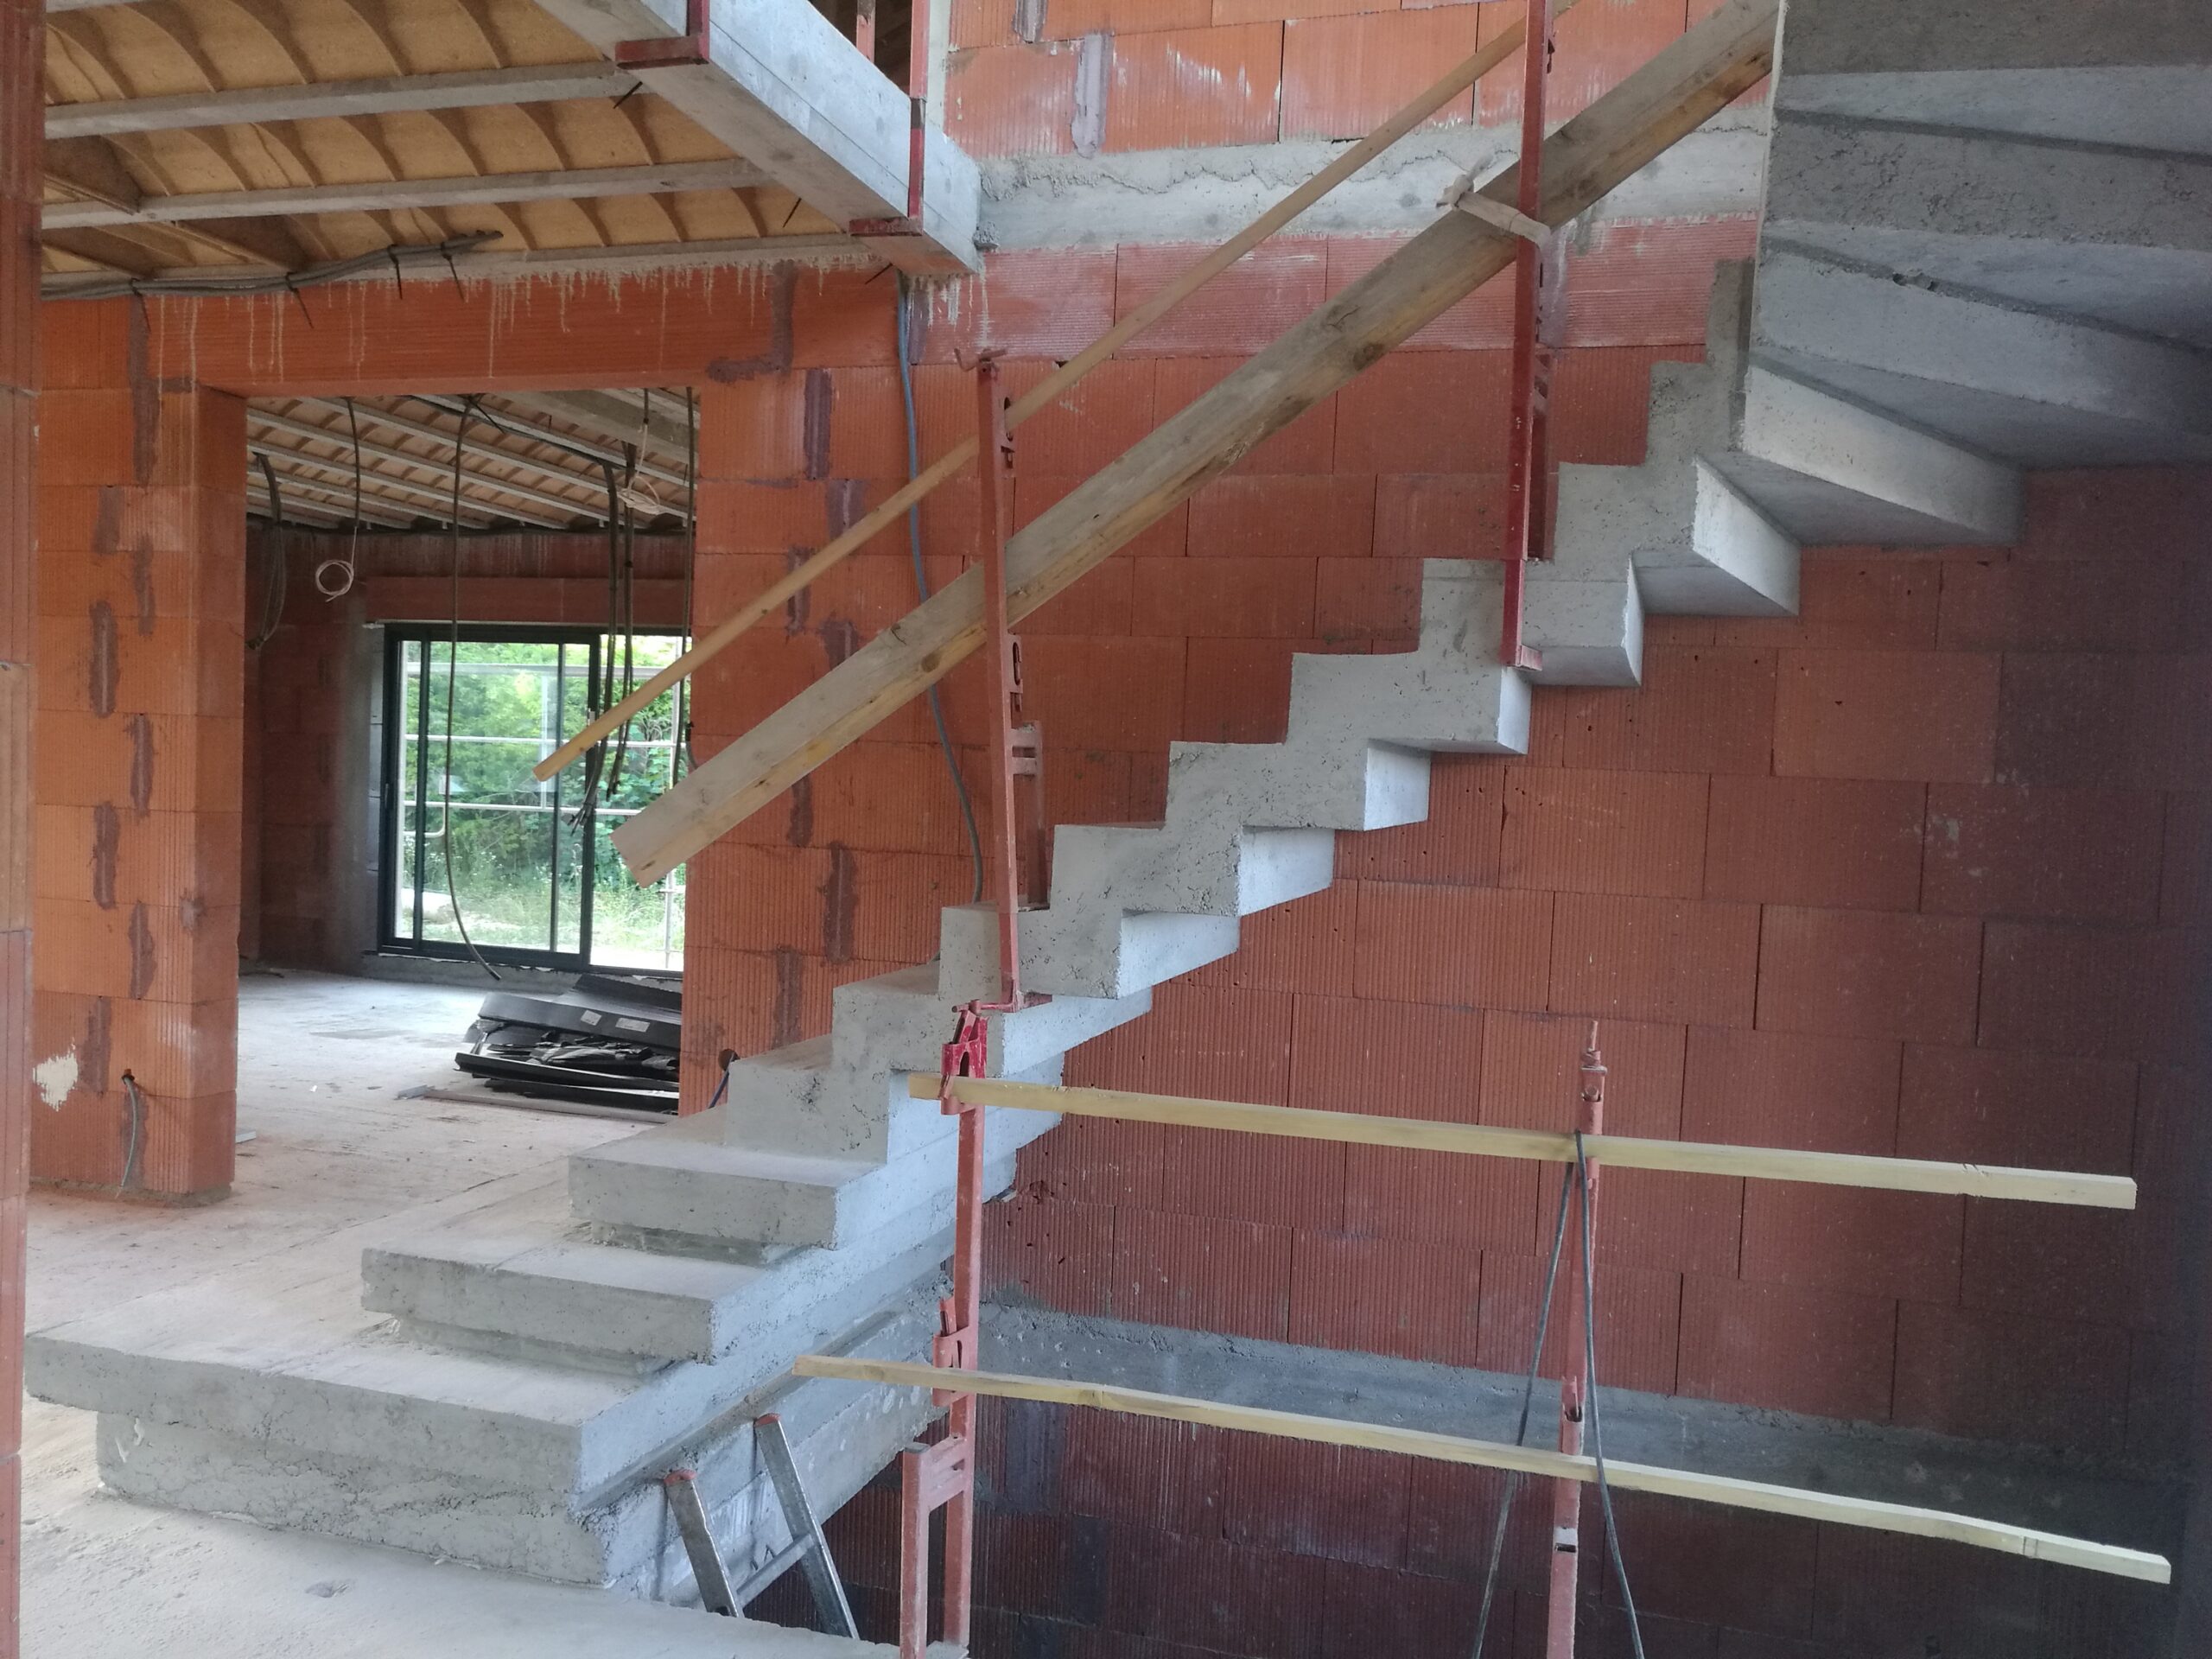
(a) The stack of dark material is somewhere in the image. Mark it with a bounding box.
[458,975,682,1111]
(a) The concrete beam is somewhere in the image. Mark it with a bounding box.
[249,408,606,523]
[46,63,639,140]
[1751,247,2212,466]
[979,118,1768,252]
[528,0,980,272]
[41,160,769,230]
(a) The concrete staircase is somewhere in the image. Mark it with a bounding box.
[30,0,2212,1609]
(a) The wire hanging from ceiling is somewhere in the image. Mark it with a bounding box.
[439,398,500,982]
[895,273,984,905]
[246,454,289,650]
[313,397,365,599]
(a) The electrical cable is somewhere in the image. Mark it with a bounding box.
[893,273,984,905]
[116,1072,144,1194]
[48,232,498,304]
[680,389,697,773]
[440,399,500,982]
[1576,1131,1647,1659]
[313,397,364,599]
[1470,1159,1578,1657]
[246,454,289,649]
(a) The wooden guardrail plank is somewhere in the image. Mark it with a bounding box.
[609,0,1784,881]
[910,1075,2139,1210]
[793,1357,2171,1584]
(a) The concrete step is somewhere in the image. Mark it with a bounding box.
[1762,104,2212,352]
[1709,364,2023,546]
[73,1279,939,1595]
[569,1101,1049,1249]
[1285,561,1534,750]
[361,1162,972,1367]
[1751,245,2212,467]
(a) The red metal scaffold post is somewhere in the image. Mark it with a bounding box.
[1500,0,1568,671]
[1545,1024,1606,1658]
[900,353,1044,1659]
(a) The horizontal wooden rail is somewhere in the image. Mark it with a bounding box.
[532,3,1573,785]
[793,1357,2171,1584]
[912,1077,2137,1210]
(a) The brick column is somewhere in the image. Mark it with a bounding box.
[1,0,37,1635]
[31,365,245,1203]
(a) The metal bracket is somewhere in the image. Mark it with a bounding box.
[659,1419,857,1637]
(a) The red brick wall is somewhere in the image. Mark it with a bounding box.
[948,0,1719,159]
[787,468,2205,1656]
[32,321,247,1201]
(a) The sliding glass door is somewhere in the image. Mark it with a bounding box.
[379,626,688,972]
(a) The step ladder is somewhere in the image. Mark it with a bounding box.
[662,1413,857,1635]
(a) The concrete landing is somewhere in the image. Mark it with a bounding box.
[18,973,893,1655]
[24,1390,884,1659]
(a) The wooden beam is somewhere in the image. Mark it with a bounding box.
[245,458,436,527]
[249,407,606,522]
[43,136,139,212]
[534,6,1563,785]
[46,63,637,140]
[913,1077,2139,1211]
[609,0,1784,882]
[247,444,544,526]
[326,397,690,494]
[494,389,693,462]
[41,160,769,230]
[528,0,980,273]
[794,1357,2172,1585]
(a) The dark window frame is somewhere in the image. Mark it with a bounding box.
[377,623,605,972]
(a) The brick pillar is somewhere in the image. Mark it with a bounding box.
[679,373,835,1113]
[31,365,245,1203]
[1,0,38,1634]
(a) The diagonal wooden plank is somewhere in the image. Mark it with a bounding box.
[792,1357,2172,1584]
[611,0,1784,885]
[916,1076,2139,1209]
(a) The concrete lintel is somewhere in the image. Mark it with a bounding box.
[977,118,1769,252]
[531,0,980,273]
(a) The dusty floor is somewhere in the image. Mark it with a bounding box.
[21,970,874,1658]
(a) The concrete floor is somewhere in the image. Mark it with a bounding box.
[22,969,880,1658]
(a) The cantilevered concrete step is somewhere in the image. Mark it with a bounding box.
[363,1161,969,1367]
[1751,246,2212,466]
[80,1288,938,1596]
[1762,115,2212,353]
[569,1102,1046,1249]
